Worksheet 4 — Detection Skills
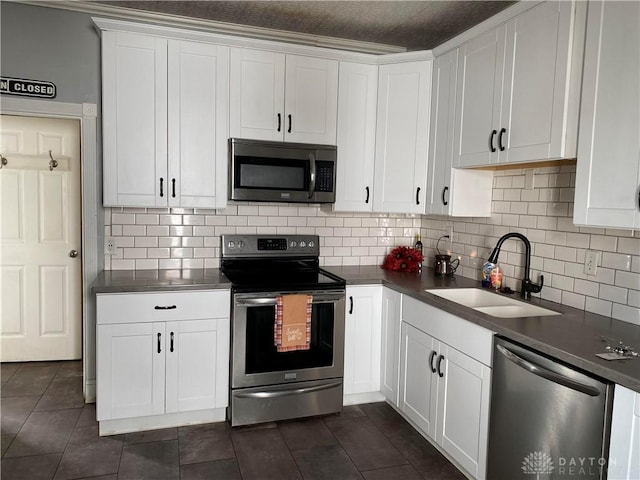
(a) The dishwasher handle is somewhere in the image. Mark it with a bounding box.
[496,344,601,397]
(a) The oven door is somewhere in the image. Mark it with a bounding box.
[231,289,345,389]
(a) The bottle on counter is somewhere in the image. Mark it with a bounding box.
[481,261,495,288]
[490,264,503,290]
[414,233,423,253]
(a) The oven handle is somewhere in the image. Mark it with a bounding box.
[308,151,316,200]
[235,293,344,306]
[235,381,342,399]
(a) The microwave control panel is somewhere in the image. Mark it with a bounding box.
[316,161,334,192]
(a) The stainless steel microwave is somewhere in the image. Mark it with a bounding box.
[228,138,337,203]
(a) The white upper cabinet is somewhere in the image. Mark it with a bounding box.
[454,1,581,168]
[229,48,338,145]
[373,60,432,214]
[334,62,378,212]
[102,31,229,208]
[427,49,493,217]
[573,0,640,229]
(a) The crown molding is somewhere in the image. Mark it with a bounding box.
[9,0,406,55]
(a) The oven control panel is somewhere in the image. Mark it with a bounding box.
[221,234,320,258]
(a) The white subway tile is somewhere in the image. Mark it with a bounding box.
[135,237,158,248]
[112,213,136,224]
[182,237,204,248]
[574,279,599,297]
[183,215,205,226]
[247,216,268,227]
[562,291,585,310]
[147,225,170,237]
[170,226,193,236]
[618,237,640,255]
[611,304,640,326]
[135,259,158,270]
[267,216,287,227]
[135,214,159,225]
[540,286,562,304]
[123,248,147,259]
[205,216,227,226]
[537,216,557,230]
[594,267,616,285]
[585,297,612,317]
[116,237,135,248]
[504,189,521,201]
[159,237,181,248]
[551,274,574,291]
[159,214,183,225]
[159,258,182,269]
[599,284,628,304]
[192,226,216,236]
[615,271,640,290]
[590,235,617,252]
[122,225,146,236]
[565,233,589,248]
[546,203,568,217]
[182,258,204,269]
[555,246,577,263]
[602,252,633,271]
[147,248,170,259]
[111,259,135,270]
[171,248,193,259]
[237,205,259,216]
[628,289,640,308]
[543,259,565,274]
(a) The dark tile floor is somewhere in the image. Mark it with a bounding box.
[1,361,466,480]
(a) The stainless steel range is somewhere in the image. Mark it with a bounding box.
[220,234,346,426]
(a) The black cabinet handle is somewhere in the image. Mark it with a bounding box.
[365,186,370,204]
[442,186,449,206]
[287,114,292,133]
[498,128,506,151]
[171,178,176,198]
[154,305,177,310]
[348,296,353,314]
[170,332,174,353]
[157,332,162,353]
[277,113,281,132]
[437,354,445,378]
[489,130,497,152]
[416,187,421,205]
[159,178,164,197]
[429,350,437,374]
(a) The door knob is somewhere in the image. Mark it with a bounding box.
[69,250,79,258]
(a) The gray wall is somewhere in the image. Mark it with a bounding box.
[1,2,101,104]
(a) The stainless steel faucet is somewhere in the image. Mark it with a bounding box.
[487,232,543,299]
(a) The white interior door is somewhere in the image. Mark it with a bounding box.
[0,114,82,361]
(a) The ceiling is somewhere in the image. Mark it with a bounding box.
[90,1,517,51]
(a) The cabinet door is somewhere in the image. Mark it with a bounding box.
[229,48,285,141]
[453,27,505,168]
[96,322,165,421]
[427,49,458,215]
[334,62,377,212]
[102,31,168,207]
[168,41,229,209]
[436,343,491,480]
[380,287,402,406]
[373,61,431,213]
[574,1,640,229]
[343,286,382,396]
[165,318,229,413]
[399,322,438,438]
[500,1,575,163]
[284,55,339,144]
[609,385,640,480]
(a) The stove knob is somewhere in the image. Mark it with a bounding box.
[237,241,245,249]
[227,241,236,249]
[299,241,306,248]
[290,240,297,248]
[308,240,315,248]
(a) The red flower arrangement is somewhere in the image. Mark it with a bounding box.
[381,246,424,273]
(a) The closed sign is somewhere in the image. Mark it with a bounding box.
[0,77,56,98]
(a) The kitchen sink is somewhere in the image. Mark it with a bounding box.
[425,288,560,318]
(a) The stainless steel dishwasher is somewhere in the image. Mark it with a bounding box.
[487,337,613,480]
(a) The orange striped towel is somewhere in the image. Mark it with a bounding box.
[274,294,312,352]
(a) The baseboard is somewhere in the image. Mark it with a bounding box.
[98,408,226,436]
[343,391,386,405]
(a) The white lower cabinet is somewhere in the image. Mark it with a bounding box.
[608,384,640,480]
[96,290,230,435]
[343,286,383,403]
[380,287,402,406]
[400,295,493,480]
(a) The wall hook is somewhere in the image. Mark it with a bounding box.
[0,154,7,169]
[48,150,58,171]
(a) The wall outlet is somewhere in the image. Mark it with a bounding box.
[584,250,600,275]
[104,236,116,255]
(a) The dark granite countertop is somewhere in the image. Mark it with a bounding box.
[325,265,640,392]
[91,266,640,392]
[91,268,231,293]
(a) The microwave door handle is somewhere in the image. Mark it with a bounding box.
[308,152,316,199]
